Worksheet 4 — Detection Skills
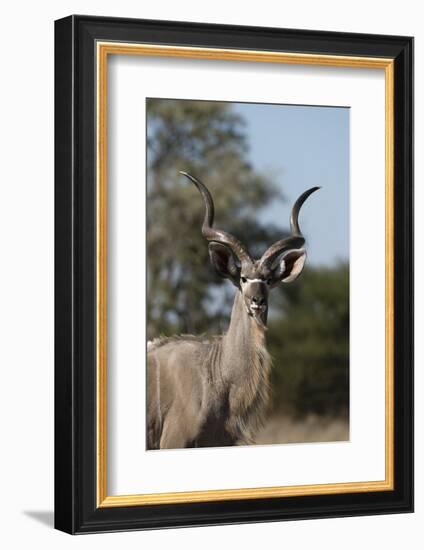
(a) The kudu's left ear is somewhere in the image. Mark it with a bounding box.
[274,249,307,283]
[208,242,240,284]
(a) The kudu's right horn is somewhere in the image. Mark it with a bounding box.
[180,171,253,267]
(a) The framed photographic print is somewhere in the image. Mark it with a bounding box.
[54,15,413,534]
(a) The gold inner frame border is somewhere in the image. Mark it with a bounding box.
[96,41,395,508]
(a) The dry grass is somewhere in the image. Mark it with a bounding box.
[254,413,349,445]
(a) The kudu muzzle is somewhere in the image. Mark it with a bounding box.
[242,279,269,328]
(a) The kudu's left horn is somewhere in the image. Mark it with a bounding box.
[180,171,253,267]
[259,186,320,269]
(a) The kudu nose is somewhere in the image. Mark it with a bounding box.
[252,296,265,306]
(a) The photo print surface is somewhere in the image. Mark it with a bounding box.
[146,98,349,450]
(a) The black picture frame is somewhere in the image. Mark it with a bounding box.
[55,14,413,534]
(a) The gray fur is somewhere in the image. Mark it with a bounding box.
[147,291,271,449]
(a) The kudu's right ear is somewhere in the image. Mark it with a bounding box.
[208,242,240,285]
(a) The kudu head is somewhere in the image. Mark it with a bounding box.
[180,171,320,329]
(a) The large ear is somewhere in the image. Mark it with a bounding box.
[208,242,240,284]
[273,249,307,284]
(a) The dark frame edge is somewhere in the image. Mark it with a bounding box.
[393,35,414,515]
[55,15,77,535]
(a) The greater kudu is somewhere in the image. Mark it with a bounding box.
[147,172,319,449]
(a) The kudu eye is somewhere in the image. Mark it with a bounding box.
[241,276,247,283]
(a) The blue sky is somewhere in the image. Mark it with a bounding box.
[233,103,350,266]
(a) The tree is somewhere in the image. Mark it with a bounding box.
[146,98,285,338]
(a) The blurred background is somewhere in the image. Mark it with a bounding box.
[146,98,349,444]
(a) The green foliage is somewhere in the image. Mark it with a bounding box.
[267,263,349,416]
[146,98,349,417]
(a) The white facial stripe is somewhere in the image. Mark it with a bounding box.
[246,278,264,283]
